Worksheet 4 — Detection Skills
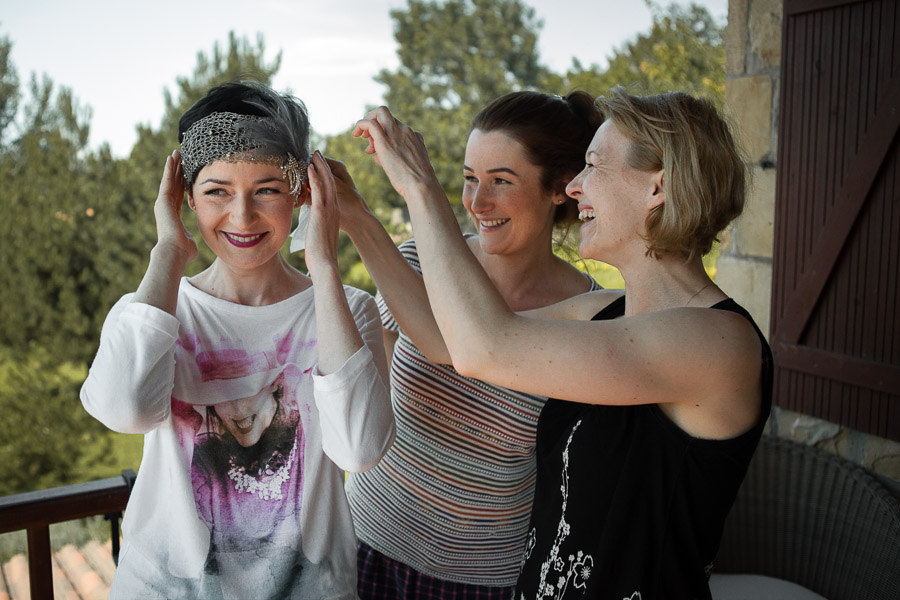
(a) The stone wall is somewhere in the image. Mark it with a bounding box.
[718,0,779,337]
[720,0,900,491]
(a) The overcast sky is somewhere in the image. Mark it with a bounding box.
[3,0,727,157]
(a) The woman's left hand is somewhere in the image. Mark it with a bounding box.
[304,150,341,278]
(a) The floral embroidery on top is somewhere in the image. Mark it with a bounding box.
[522,419,593,599]
[521,528,536,570]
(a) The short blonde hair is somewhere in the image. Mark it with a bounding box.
[597,87,746,261]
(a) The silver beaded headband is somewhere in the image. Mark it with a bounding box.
[180,112,307,195]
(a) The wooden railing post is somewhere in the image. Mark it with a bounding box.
[105,511,123,565]
[26,525,53,599]
[108,468,136,566]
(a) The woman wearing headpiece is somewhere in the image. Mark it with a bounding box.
[351,87,773,599]
[81,81,395,599]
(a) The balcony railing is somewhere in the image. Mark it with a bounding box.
[0,469,135,599]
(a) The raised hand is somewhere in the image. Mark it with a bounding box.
[304,150,370,375]
[324,157,377,237]
[351,106,441,199]
[155,150,197,265]
[304,150,341,278]
[131,150,198,314]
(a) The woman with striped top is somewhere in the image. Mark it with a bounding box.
[329,91,603,599]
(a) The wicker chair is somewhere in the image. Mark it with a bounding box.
[714,435,900,600]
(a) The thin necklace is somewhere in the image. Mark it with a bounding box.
[687,282,714,307]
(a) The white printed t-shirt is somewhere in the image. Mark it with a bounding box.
[81,278,395,599]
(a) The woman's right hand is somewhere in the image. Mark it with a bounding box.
[131,150,197,314]
[351,106,441,200]
[154,150,197,265]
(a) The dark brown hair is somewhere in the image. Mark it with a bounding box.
[470,90,604,228]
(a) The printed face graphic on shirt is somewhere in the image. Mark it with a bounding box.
[209,382,279,447]
[170,331,314,556]
[128,315,341,595]
[188,367,306,509]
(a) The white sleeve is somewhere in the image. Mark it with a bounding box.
[312,291,395,472]
[80,295,179,434]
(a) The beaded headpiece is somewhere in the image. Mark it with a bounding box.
[180,111,307,195]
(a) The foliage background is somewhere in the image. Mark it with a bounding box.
[0,0,724,514]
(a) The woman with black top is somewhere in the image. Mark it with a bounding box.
[350,87,772,599]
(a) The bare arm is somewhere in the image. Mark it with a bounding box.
[328,158,455,364]
[132,150,198,314]
[306,151,395,471]
[352,107,763,438]
[304,151,368,374]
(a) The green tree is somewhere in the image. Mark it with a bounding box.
[328,0,550,216]
[0,66,122,494]
[0,33,18,144]
[0,349,111,495]
[546,2,725,106]
[0,73,102,360]
[0,32,286,494]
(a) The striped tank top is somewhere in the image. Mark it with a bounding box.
[345,238,598,585]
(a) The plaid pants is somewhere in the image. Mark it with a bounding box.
[357,541,515,600]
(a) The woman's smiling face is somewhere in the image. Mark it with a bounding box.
[566,121,657,263]
[190,160,297,273]
[462,129,559,257]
